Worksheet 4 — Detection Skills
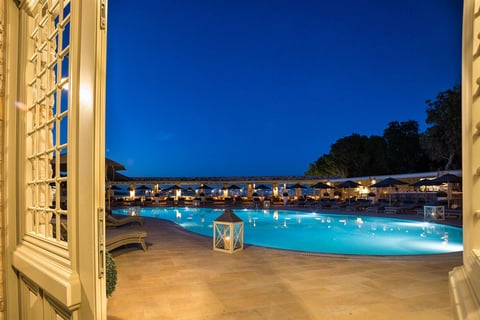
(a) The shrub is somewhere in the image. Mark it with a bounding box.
[106,251,117,297]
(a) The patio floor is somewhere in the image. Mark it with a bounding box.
[107,214,462,320]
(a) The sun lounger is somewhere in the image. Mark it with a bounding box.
[445,208,462,218]
[314,199,329,209]
[345,201,368,211]
[345,199,371,211]
[234,197,244,206]
[398,201,423,214]
[304,198,315,207]
[294,198,306,207]
[106,214,143,228]
[106,228,148,252]
[366,204,385,213]
[331,201,348,209]
[384,206,404,214]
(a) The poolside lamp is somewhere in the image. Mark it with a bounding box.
[213,208,244,254]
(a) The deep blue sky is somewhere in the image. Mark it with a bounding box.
[106,0,462,178]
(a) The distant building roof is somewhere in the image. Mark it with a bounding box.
[110,170,462,187]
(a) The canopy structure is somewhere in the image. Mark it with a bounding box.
[183,187,195,194]
[311,182,333,189]
[426,174,462,208]
[370,177,407,188]
[221,184,242,197]
[288,183,307,189]
[52,152,126,181]
[163,185,182,191]
[430,173,462,185]
[410,179,435,187]
[197,184,213,192]
[370,177,407,205]
[336,180,361,189]
[336,180,361,204]
[310,182,333,197]
[287,183,307,197]
[408,174,462,208]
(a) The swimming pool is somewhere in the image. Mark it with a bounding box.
[113,207,463,256]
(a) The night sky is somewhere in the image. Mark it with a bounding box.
[106,0,462,178]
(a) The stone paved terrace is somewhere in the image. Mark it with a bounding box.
[107,209,462,320]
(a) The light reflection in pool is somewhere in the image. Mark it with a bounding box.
[113,207,463,256]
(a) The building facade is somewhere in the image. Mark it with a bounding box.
[448,1,480,318]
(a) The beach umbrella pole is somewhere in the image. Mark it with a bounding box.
[389,186,391,206]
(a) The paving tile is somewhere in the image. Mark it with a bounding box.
[107,217,462,320]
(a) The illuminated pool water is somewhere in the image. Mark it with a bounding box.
[113,207,463,256]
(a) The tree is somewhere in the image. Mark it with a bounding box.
[305,134,389,178]
[305,153,345,177]
[383,120,429,174]
[330,134,375,177]
[421,85,461,170]
[364,135,389,175]
[305,86,461,176]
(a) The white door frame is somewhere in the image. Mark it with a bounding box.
[3,0,108,318]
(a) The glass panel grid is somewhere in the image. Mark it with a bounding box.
[25,0,71,245]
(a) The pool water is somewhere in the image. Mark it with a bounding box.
[113,207,463,256]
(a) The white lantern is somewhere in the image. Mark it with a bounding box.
[213,209,244,253]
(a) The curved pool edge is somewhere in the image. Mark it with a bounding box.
[143,216,464,260]
[128,212,462,259]
[112,205,463,256]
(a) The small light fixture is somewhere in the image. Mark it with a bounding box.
[213,208,244,254]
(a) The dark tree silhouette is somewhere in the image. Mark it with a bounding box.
[421,85,461,170]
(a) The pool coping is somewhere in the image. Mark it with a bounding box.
[113,205,463,259]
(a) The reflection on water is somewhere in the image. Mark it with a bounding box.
[114,207,463,256]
